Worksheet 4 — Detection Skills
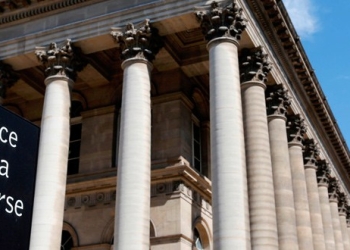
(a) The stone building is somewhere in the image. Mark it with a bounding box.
[0,0,350,249]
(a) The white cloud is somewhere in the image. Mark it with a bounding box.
[336,75,350,81]
[283,0,319,38]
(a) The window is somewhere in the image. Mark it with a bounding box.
[61,230,73,250]
[68,100,83,175]
[112,108,121,168]
[192,120,202,173]
[194,228,204,250]
[68,122,81,175]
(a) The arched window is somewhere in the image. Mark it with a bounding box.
[194,228,204,250]
[193,217,211,250]
[150,220,156,237]
[61,230,74,250]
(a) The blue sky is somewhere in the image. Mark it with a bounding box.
[284,0,350,147]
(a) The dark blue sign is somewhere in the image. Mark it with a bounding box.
[0,106,40,250]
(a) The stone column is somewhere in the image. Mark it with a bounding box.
[0,61,19,105]
[240,48,279,249]
[338,192,350,250]
[286,115,314,250]
[266,85,299,250]
[328,177,345,250]
[30,40,86,249]
[111,20,163,250]
[303,140,326,250]
[347,209,350,246]
[317,160,336,250]
[196,2,250,249]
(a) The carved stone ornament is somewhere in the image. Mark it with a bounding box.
[265,84,291,116]
[338,192,348,215]
[0,61,19,98]
[328,177,339,202]
[195,0,247,42]
[316,160,331,186]
[239,46,272,83]
[347,206,350,226]
[286,114,307,144]
[303,139,320,167]
[111,19,164,62]
[35,39,87,81]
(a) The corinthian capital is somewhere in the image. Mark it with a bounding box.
[239,47,272,83]
[111,19,163,62]
[195,0,247,42]
[303,139,319,168]
[35,39,87,80]
[0,61,19,98]
[347,207,350,226]
[265,84,291,117]
[286,114,307,144]
[316,160,331,186]
[338,192,348,215]
[328,177,340,202]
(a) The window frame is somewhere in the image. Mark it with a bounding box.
[192,115,202,173]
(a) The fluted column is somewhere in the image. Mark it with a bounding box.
[317,160,336,250]
[266,85,299,250]
[111,20,163,250]
[240,48,278,249]
[0,61,19,105]
[196,2,250,249]
[287,115,314,250]
[303,140,326,250]
[329,177,344,250]
[30,40,86,249]
[338,193,350,250]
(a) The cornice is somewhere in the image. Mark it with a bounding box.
[151,91,194,111]
[65,161,212,210]
[0,0,105,27]
[150,234,192,245]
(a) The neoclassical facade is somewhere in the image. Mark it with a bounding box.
[0,0,350,250]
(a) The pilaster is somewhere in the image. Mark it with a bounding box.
[240,47,278,250]
[30,39,87,250]
[196,1,250,249]
[110,19,163,250]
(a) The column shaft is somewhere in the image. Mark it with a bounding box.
[330,201,344,250]
[305,168,326,250]
[242,81,278,250]
[209,38,250,250]
[114,58,151,250]
[339,214,350,250]
[268,116,299,250]
[289,144,314,250]
[30,75,72,249]
[318,185,336,250]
